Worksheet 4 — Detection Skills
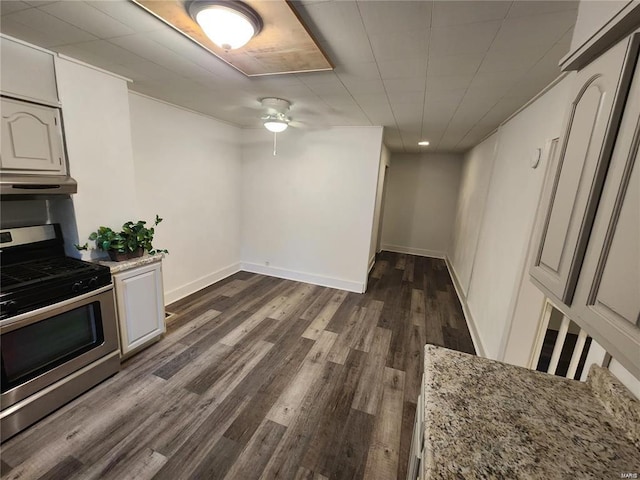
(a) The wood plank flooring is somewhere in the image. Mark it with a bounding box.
[0,252,475,480]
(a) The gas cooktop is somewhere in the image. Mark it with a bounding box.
[0,225,112,319]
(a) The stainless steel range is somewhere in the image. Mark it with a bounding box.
[0,224,120,441]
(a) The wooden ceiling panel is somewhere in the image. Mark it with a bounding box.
[133,0,333,76]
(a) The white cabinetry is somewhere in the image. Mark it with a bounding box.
[531,32,640,378]
[112,260,166,358]
[1,97,66,175]
[0,35,59,106]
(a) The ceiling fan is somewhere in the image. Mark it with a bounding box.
[260,97,291,155]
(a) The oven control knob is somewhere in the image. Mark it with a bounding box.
[72,282,82,293]
[88,277,98,288]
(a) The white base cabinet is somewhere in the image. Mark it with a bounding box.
[113,260,166,358]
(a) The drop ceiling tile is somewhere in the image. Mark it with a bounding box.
[335,61,380,80]
[377,57,427,80]
[365,110,397,126]
[432,1,511,26]
[54,43,117,69]
[426,74,474,92]
[295,0,366,44]
[383,77,426,94]
[319,93,358,109]
[0,1,32,16]
[318,38,374,66]
[250,75,309,89]
[39,1,135,39]
[90,1,166,33]
[392,102,424,123]
[478,44,548,73]
[0,14,58,46]
[338,78,385,94]
[108,34,212,79]
[369,29,429,62]
[297,71,341,86]
[491,10,577,52]
[357,0,432,34]
[66,39,148,66]
[430,21,501,56]
[469,69,528,90]
[507,0,577,19]
[423,99,461,123]
[144,28,225,74]
[307,81,349,96]
[2,7,98,46]
[427,52,484,76]
[351,92,391,108]
[387,91,424,105]
[22,0,56,5]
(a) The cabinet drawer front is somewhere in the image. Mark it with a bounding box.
[532,35,638,304]
[1,98,65,174]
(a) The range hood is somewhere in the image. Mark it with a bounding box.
[0,173,77,195]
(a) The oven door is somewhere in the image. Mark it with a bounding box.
[0,285,118,410]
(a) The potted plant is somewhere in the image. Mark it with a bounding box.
[76,215,168,261]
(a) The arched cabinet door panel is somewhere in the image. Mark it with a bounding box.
[0,97,66,174]
[531,34,639,304]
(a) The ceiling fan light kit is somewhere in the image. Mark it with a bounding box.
[261,98,292,155]
[263,120,289,133]
[188,0,262,50]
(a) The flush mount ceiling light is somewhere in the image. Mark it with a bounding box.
[418,141,430,146]
[188,0,263,51]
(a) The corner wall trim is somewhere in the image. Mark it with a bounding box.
[381,244,446,259]
[445,256,487,358]
[369,256,376,274]
[164,262,241,305]
[240,262,364,293]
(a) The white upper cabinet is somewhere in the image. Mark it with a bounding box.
[0,97,66,175]
[0,35,58,106]
[531,34,638,304]
[572,46,640,376]
[531,32,640,378]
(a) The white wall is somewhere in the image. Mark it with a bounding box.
[369,143,391,269]
[52,57,138,258]
[128,93,242,304]
[240,126,383,293]
[381,153,462,258]
[449,134,497,294]
[449,77,572,359]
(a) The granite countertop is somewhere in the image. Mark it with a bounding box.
[98,252,164,273]
[422,345,640,479]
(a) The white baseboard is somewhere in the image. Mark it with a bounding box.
[444,256,487,358]
[381,244,446,259]
[164,262,241,305]
[369,255,375,273]
[240,262,364,293]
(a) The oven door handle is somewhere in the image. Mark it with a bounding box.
[0,284,113,330]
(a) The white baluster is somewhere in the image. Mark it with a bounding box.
[547,315,570,374]
[566,328,588,379]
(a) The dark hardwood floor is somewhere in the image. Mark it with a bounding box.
[0,252,475,480]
